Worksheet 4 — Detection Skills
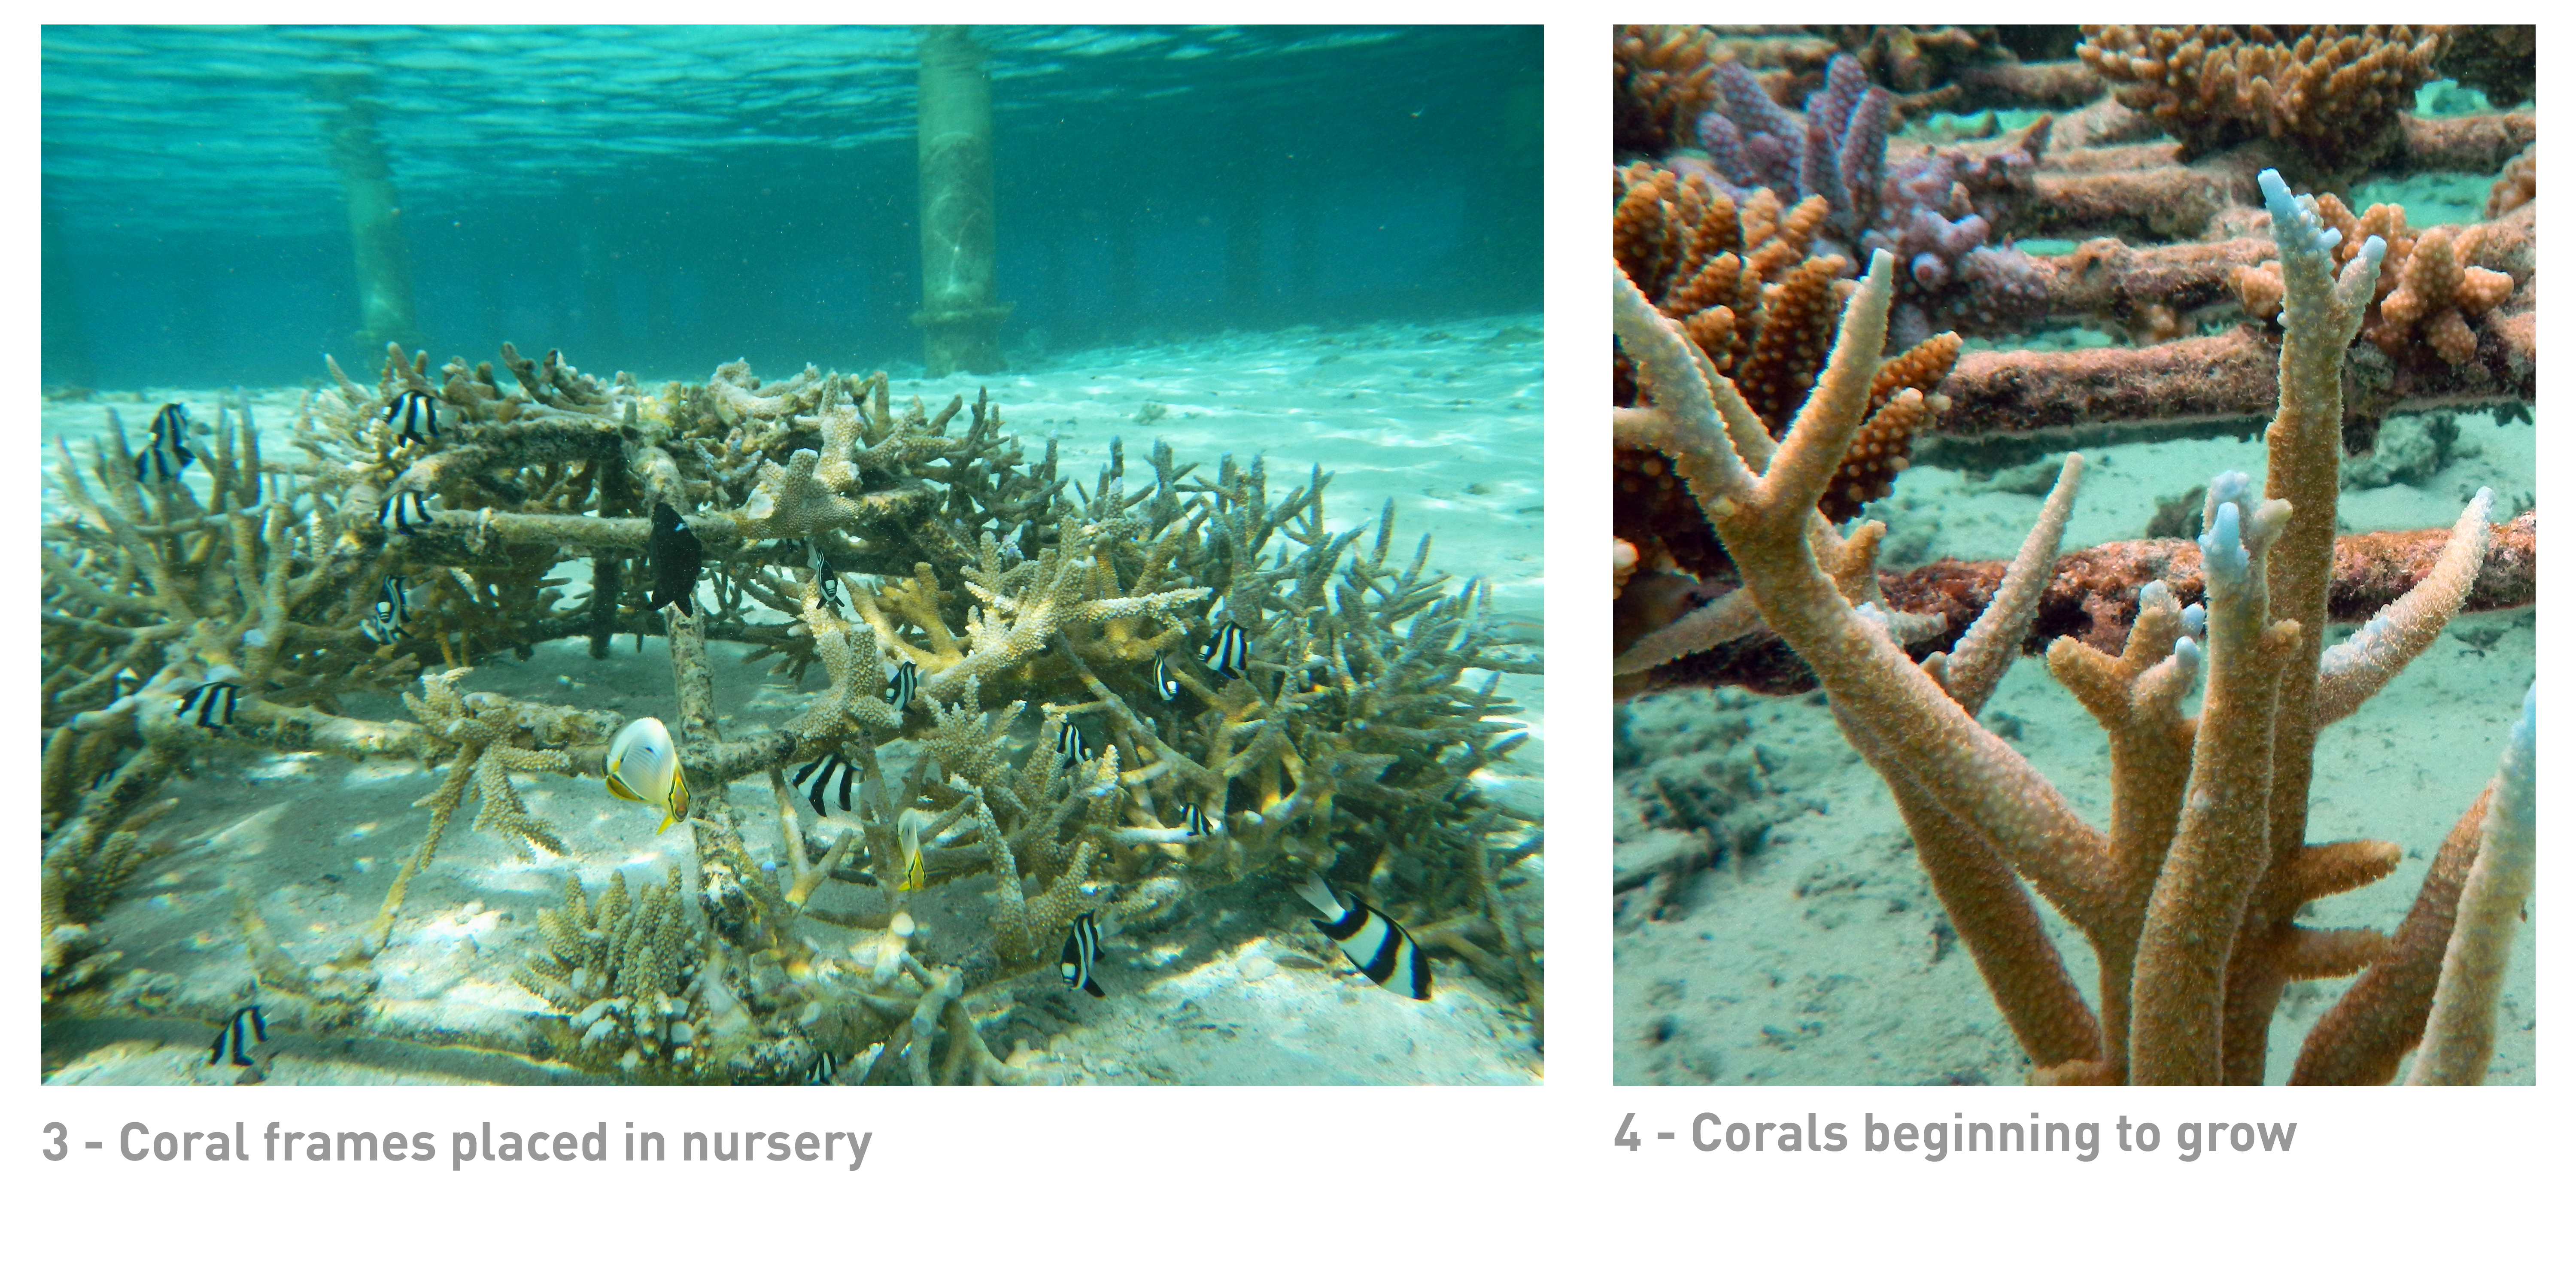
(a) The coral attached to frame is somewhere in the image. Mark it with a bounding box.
[42,338,1543,1083]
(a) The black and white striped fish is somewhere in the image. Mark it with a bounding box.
[883,659,919,711]
[1179,801,1219,838]
[792,750,859,816]
[1294,872,1432,1002]
[176,681,243,729]
[1055,722,1091,766]
[360,575,410,644]
[378,490,435,535]
[807,540,843,611]
[209,1004,267,1067]
[803,1050,838,1085]
[1152,654,1183,702]
[1200,622,1251,677]
[1059,911,1105,998]
[134,403,196,482]
[381,389,440,447]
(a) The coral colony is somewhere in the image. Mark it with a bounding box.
[42,341,1542,1083]
[1613,25,2533,1084]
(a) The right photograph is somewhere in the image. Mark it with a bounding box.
[1610,26,2534,1085]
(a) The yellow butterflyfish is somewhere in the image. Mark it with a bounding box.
[605,716,690,833]
[895,808,928,891]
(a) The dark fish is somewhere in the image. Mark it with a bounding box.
[884,659,919,711]
[360,575,410,644]
[792,750,858,816]
[134,403,196,482]
[1200,622,1251,677]
[808,540,844,611]
[209,1004,267,1067]
[1179,801,1218,838]
[1055,722,1090,766]
[647,501,703,616]
[1152,654,1183,702]
[804,1050,838,1085]
[1059,911,1105,998]
[1295,872,1432,1002]
[176,681,243,729]
[378,490,435,535]
[382,389,440,447]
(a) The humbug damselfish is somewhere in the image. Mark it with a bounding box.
[1294,871,1432,1001]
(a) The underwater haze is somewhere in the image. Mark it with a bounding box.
[42,24,1541,390]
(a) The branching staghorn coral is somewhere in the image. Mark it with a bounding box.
[41,335,1542,1081]
[1612,170,2532,1084]
[1610,27,2537,699]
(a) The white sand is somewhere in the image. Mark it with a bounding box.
[1613,410,2536,1085]
[42,315,1544,1086]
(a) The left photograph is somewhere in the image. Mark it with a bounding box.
[42,24,1544,1086]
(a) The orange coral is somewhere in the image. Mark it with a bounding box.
[1613,162,1965,563]
[2076,25,2444,176]
[2230,192,2515,369]
[1615,24,1722,156]
[2376,227,2515,365]
[2487,144,2534,219]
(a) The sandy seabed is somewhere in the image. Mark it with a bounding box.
[42,314,1545,1086]
[1613,407,2536,1086]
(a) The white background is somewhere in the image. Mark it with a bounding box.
[12,9,2566,1282]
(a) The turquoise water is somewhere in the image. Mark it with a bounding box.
[42,25,1540,388]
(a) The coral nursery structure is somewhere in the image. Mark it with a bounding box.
[41,345,1542,1084]
[1612,25,2534,1084]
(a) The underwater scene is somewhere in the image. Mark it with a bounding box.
[1611,26,2533,1085]
[42,25,1543,1085]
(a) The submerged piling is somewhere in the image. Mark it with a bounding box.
[312,72,424,357]
[912,26,1010,376]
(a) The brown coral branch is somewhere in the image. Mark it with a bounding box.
[1638,513,2535,696]
[1931,323,2533,457]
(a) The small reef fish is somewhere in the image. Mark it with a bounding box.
[359,575,410,644]
[378,490,436,535]
[176,681,243,729]
[804,1051,838,1085]
[1059,911,1106,998]
[134,403,196,482]
[895,808,928,891]
[1152,654,1183,702]
[1295,871,1432,1002]
[1200,621,1250,677]
[884,659,919,711]
[107,665,143,702]
[605,716,690,833]
[1055,722,1091,766]
[808,540,844,611]
[1179,801,1218,838]
[381,389,440,447]
[647,501,704,615]
[209,1004,267,1067]
[793,750,858,816]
